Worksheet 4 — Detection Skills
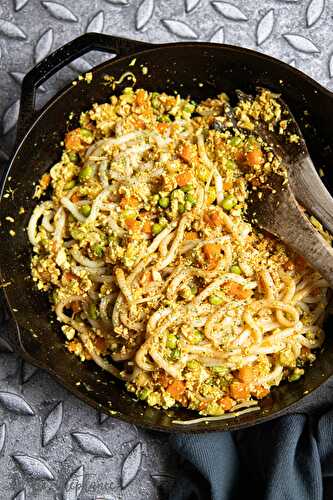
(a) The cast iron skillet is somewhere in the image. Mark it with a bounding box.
[1,33,333,433]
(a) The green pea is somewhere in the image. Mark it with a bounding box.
[222,195,236,211]
[230,136,242,147]
[158,115,172,123]
[226,159,237,170]
[183,103,195,114]
[123,87,133,95]
[170,347,181,360]
[93,243,104,257]
[158,196,170,208]
[79,165,93,182]
[186,193,196,206]
[288,369,304,382]
[87,302,98,320]
[211,365,229,375]
[181,184,193,193]
[191,329,204,344]
[190,284,198,295]
[152,223,163,235]
[178,204,185,214]
[209,294,224,305]
[80,128,94,142]
[68,151,79,164]
[64,179,77,190]
[139,388,149,400]
[230,265,242,275]
[80,204,91,217]
[187,359,200,370]
[166,334,177,349]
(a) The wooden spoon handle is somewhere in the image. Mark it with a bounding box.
[289,156,333,235]
[254,183,333,287]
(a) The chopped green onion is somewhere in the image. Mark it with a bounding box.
[230,136,242,147]
[80,128,94,142]
[185,193,196,205]
[178,204,185,214]
[166,334,177,349]
[181,184,193,193]
[139,388,149,400]
[225,159,237,170]
[170,347,181,360]
[68,151,79,164]
[190,284,198,295]
[191,329,204,344]
[93,243,104,257]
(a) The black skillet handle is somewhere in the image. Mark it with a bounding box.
[16,32,153,143]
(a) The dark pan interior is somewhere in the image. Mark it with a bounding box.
[1,43,333,432]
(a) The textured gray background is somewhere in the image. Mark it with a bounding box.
[0,0,333,499]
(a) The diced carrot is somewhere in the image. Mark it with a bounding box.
[70,301,81,314]
[203,243,221,261]
[157,122,169,134]
[223,181,233,191]
[178,144,192,164]
[176,170,193,187]
[120,196,139,208]
[203,210,223,228]
[134,118,146,129]
[158,371,171,388]
[64,272,76,282]
[95,336,107,353]
[167,380,186,402]
[143,221,152,234]
[235,150,245,162]
[230,382,250,401]
[224,281,252,299]
[40,173,51,189]
[65,128,83,152]
[125,218,140,231]
[198,400,211,411]
[70,193,80,203]
[252,385,270,399]
[218,396,234,411]
[237,366,258,384]
[245,149,264,167]
[135,89,146,106]
[184,231,199,240]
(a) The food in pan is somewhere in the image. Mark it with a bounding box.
[28,87,329,418]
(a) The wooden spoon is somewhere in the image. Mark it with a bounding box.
[236,89,333,234]
[247,172,333,287]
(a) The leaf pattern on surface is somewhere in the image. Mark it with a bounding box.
[185,0,201,13]
[0,336,13,353]
[14,0,29,11]
[121,442,142,489]
[69,57,92,73]
[9,72,47,92]
[136,0,155,31]
[210,26,225,43]
[0,391,34,415]
[42,401,63,446]
[98,411,110,424]
[41,2,78,22]
[12,454,55,480]
[2,100,20,135]
[256,9,275,46]
[283,33,320,53]
[306,0,325,27]
[329,53,333,78]
[71,431,112,457]
[0,423,6,455]
[35,28,54,64]
[161,19,198,39]
[211,1,248,21]
[12,489,26,500]
[20,360,38,384]
[86,11,105,33]
[63,465,84,500]
[0,20,26,40]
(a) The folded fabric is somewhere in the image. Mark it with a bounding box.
[169,378,333,500]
